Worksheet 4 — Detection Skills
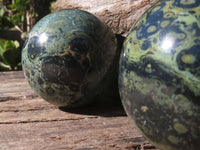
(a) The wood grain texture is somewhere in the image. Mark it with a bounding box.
[52,0,159,36]
[0,71,159,150]
[0,1,162,149]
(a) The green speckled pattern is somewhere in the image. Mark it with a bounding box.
[119,0,200,149]
[22,9,117,107]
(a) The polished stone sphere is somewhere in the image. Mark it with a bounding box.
[22,9,117,107]
[119,0,200,150]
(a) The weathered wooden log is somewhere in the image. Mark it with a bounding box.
[0,71,160,150]
[53,0,159,36]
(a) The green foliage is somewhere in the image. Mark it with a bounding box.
[0,16,13,29]
[8,0,30,11]
[0,5,4,16]
[0,0,54,71]
[0,0,30,29]
[50,1,56,12]
[0,40,21,71]
[0,0,29,71]
[0,4,13,29]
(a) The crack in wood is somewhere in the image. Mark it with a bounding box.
[0,94,39,102]
[0,117,99,125]
[0,107,57,113]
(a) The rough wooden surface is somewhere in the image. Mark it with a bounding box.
[0,71,160,150]
[52,0,159,36]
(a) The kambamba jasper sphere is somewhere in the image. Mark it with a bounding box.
[22,9,117,107]
[119,0,200,149]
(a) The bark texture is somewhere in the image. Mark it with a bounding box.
[53,0,159,36]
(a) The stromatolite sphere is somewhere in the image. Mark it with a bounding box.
[119,0,200,150]
[22,9,117,107]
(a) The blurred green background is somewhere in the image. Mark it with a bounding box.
[0,0,55,71]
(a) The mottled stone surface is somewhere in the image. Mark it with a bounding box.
[119,0,200,150]
[22,9,118,107]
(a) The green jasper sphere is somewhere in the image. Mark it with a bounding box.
[119,0,200,150]
[22,9,117,107]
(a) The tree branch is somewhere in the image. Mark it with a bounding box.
[0,29,24,46]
